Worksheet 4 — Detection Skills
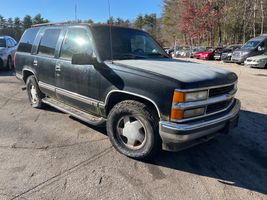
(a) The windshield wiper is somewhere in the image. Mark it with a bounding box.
[147,53,169,58]
[113,53,148,60]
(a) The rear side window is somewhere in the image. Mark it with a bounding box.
[7,39,14,47]
[38,29,61,57]
[17,28,39,53]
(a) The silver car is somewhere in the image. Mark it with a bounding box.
[0,36,17,70]
[244,51,267,68]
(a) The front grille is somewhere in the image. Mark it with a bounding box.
[209,84,234,97]
[232,51,240,57]
[206,99,233,114]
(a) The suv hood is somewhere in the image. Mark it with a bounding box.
[113,58,237,89]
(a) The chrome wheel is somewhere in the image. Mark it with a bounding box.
[30,84,38,104]
[117,115,146,150]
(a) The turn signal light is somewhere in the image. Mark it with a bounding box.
[171,108,184,120]
[172,91,185,103]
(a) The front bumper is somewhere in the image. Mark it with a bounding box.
[214,55,221,60]
[231,56,246,63]
[244,61,265,68]
[159,99,240,151]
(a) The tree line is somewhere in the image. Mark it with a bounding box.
[162,0,267,47]
[0,14,49,41]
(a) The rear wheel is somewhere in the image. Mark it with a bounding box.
[107,100,160,160]
[26,75,44,108]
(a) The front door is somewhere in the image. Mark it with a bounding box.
[55,27,99,115]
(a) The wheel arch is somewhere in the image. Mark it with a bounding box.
[105,90,161,119]
[22,68,37,83]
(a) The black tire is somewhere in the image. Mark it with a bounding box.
[107,100,161,160]
[6,56,12,70]
[26,75,44,108]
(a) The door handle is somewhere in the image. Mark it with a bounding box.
[55,64,61,72]
[33,59,38,66]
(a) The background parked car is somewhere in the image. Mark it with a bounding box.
[0,36,17,70]
[193,47,209,59]
[214,45,239,61]
[231,34,267,64]
[199,47,223,60]
[244,51,267,68]
[220,45,242,62]
[175,46,191,57]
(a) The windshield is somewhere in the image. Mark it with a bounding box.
[242,40,260,50]
[0,39,6,47]
[91,26,168,60]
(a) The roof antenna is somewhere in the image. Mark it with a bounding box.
[108,0,114,63]
[75,1,78,22]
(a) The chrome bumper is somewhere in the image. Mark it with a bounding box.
[159,99,240,151]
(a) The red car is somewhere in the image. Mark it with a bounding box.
[194,51,203,59]
[193,47,212,59]
[199,48,223,60]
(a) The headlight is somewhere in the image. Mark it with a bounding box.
[184,107,205,118]
[171,90,208,121]
[241,52,249,56]
[185,91,208,102]
[172,90,208,103]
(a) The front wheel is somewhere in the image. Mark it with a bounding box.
[107,100,160,160]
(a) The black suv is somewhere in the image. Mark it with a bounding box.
[15,23,240,159]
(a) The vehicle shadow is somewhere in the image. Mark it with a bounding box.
[146,109,267,195]
[0,69,15,76]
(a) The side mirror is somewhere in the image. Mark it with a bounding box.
[71,53,97,65]
[258,46,265,51]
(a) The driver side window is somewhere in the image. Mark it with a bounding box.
[131,35,158,54]
[60,28,93,60]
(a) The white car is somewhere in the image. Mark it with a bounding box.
[245,52,267,68]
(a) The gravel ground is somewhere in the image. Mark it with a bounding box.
[0,59,267,200]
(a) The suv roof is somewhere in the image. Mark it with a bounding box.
[251,35,267,41]
[31,22,141,32]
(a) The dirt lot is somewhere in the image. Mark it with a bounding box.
[0,59,267,200]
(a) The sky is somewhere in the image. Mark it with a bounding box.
[0,0,163,22]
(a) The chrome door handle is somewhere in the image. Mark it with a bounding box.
[55,64,61,72]
[33,59,38,66]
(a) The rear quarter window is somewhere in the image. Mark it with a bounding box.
[38,28,61,57]
[17,28,40,53]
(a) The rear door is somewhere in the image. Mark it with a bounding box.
[34,27,63,98]
[55,26,99,114]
